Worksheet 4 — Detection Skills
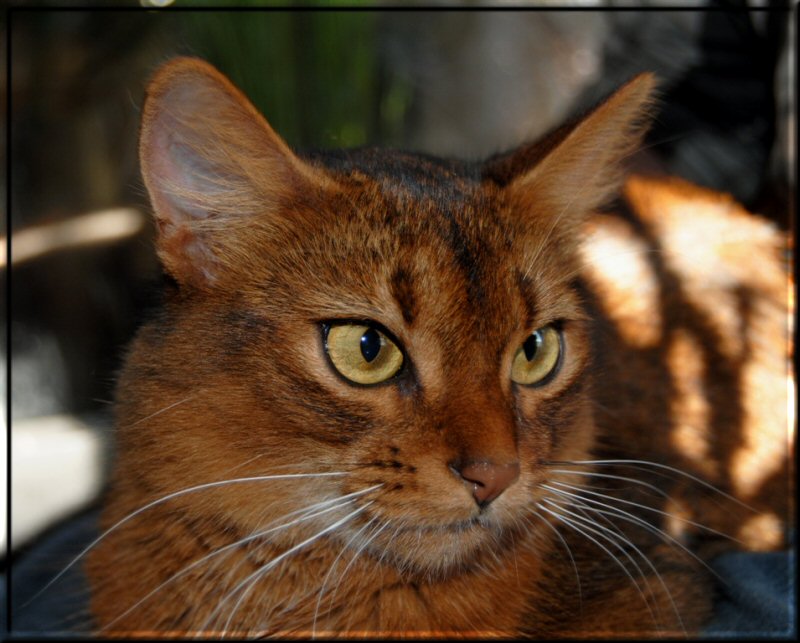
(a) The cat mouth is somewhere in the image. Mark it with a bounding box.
[363,496,507,537]
[353,510,516,578]
[429,514,491,533]
[383,510,496,537]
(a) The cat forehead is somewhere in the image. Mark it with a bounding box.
[302,147,513,240]
[259,148,576,333]
[304,147,483,187]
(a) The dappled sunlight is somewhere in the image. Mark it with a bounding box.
[586,174,792,553]
[581,215,663,350]
[666,329,716,480]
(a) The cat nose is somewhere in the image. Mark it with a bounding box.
[450,460,520,506]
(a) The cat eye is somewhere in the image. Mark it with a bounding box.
[324,323,404,385]
[510,325,562,386]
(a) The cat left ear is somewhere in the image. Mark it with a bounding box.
[489,73,657,228]
[139,57,328,288]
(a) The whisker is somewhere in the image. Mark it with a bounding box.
[549,468,671,501]
[546,481,738,542]
[551,459,756,511]
[218,456,302,477]
[255,508,385,636]
[25,471,348,609]
[560,498,686,635]
[98,485,378,634]
[546,484,726,585]
[311,516,379,636]
[340,521,392,635]
[545,497,653,585]
[125,394,197,428]
[526,507,583,612]
[543,496,677,629]
[329,519,390,636]
[538,502,660,625]
[209,486,378,612]
[373,522,401,570]
[209,499,377,635]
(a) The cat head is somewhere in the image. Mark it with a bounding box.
[124,57,655,576]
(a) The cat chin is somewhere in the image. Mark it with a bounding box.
[355,514,523,580]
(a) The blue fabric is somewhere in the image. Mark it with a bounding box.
[703,545,796,638]
[2,509,796,637]
[4,509,97,637]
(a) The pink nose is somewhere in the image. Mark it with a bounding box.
[451,460,520,506]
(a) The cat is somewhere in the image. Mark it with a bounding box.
[83,57,791,638]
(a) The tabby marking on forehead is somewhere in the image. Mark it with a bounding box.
[390,266,417,325]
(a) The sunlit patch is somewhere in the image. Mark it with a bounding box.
[662,496,692,542]
[729,360,790,502]
[624,175,789,359]
[789,374,796,446]
[738,512,784,551]
[667,330,716,478]
[580,216,662,349]
[641,183,780,291]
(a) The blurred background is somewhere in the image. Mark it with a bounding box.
[3,0,794,620]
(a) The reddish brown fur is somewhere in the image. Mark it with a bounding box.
[85,58,791,637]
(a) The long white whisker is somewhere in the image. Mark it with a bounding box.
[373,521,402,571]
[210,499,376,635]
[125,394,198,428]
[538,501,659,627]
[25,471,347,609]
[325,519,390,636]
[548,495,687,635]
[210,486,382,619]
[311,517,379,637]
[549,469,671,500]
[546,481,738,542]
[545,484,726,584]
[256,507,385,636]
[541,499,660,626]
[527,506,583,612]
[218,457,304,478]
[556,459,755,511]
[99,485,378,633]
[572,502,684,634]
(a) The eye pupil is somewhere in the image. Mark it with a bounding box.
[360,328,382,362]
[523,332,541,361]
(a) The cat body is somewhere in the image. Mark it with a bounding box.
[85,58,791,637]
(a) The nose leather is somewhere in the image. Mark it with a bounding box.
[452,461,520,506]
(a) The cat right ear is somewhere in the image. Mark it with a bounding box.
[139,57,326,288]
[486,73,657,236]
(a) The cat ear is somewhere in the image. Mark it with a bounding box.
[139,57,324,288]
[489,73,657,228]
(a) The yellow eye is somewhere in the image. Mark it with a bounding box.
[325,324,404,385]
[511,325,561,386]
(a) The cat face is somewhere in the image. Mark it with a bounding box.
[118,58,654,579]
[124,155,595,577]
